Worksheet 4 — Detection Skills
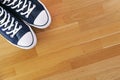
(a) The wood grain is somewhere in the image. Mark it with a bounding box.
[0,0,120,80]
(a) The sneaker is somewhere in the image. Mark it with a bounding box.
[0,5,37,49]
[0,0,51,29]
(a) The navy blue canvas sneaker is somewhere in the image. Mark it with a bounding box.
[0,5,37,49]
[0,0,51,29]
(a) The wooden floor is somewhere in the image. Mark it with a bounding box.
[0,0,120,80]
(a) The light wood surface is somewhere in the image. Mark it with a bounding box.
[0,0,120,80]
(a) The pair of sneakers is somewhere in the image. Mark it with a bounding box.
[0,0,51,49]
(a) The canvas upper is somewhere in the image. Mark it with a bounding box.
[0,5,37,49]
[0,0,51,29]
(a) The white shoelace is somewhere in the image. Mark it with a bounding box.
[0,7,22,38]
[2,0,36,18]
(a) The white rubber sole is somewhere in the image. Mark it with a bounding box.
[18,25,37,49]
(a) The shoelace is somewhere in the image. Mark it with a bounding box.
[2,0,36,18]
[0,7,22,38]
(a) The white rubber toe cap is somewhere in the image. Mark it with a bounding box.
[34,10,49,28]
[17,32,36,49]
